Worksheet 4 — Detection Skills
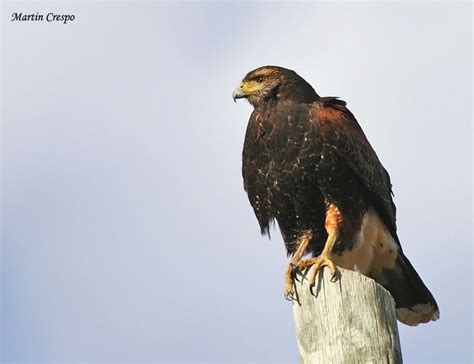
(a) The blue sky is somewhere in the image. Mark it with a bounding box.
[1,2,472,363]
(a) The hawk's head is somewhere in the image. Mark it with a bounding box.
[233,66,318,107]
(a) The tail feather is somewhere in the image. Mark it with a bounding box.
[379,251,439,326]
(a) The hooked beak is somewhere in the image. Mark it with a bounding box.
[232,84,246,103]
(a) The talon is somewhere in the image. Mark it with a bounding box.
[284,284,297,301]
[284,292,294,301]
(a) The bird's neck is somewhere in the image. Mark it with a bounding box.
[278,80,320,104]
[257,84,319,111]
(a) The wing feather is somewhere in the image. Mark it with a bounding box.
[314,97,398,239]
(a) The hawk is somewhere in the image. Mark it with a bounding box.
[233,65,439,326]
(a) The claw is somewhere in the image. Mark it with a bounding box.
[284,292,294,301]
[330,268,340,282]
[284,283,296,301]
[294,273,302,283]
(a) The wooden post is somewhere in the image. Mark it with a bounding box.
[292,267,402,364]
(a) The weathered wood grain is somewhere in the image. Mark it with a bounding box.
[292,267,402,364]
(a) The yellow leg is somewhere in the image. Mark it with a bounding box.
[284,232,311,300]
[293,204,340,288]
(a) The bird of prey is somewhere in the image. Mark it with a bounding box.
[233,65,439,326]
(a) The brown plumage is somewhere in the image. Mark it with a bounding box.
[233,65,439,326]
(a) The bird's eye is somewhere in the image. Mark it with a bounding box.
[257,77,264,83]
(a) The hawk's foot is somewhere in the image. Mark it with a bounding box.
[298,254,337,286]
[283,231,312,301]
